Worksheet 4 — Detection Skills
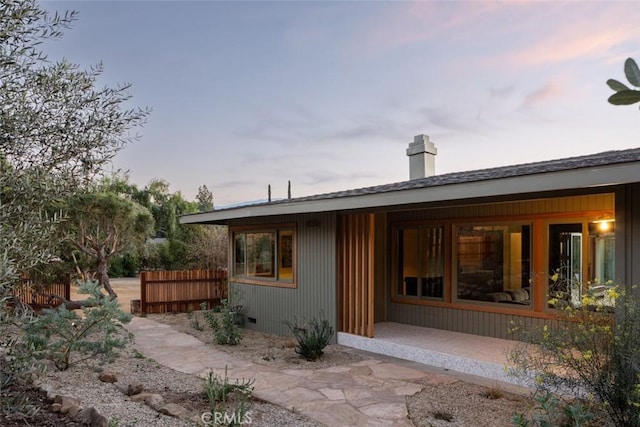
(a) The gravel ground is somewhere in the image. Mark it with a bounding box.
[407,380,529,426]
[40,341,324,427]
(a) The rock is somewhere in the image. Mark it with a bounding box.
[98,370,118,383]
[67,405,82,418]
[159,402,188,418]
[76,407,108,427]
[54,395,82,415]
[144,393,165,411]
[127,381,144,396]
[39,383,58,401]
[130,392,154,402]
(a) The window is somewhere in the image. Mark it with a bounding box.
[548,220,615,308]
[233,226,295,286]
[455,223,531,305]
[397,226,445,299]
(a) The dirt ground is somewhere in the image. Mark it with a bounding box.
[70,277,139,313]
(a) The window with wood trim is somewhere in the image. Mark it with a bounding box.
[396,226,445,299]
[232,227,295,286]
[547,220,615,308]
[454,223,531,305]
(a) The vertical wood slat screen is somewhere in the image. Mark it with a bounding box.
[339,213,375,337]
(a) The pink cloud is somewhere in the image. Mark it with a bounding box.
[520,80,564,110]
[356,2,511,53]
[351,1,638,69]
[508,26,636,68]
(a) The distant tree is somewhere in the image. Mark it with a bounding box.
[607,57,640,108]
[196,185,214,212]
[53,179,154,307]
[186,225,228,269]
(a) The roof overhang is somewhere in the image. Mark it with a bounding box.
[180,162,639,225]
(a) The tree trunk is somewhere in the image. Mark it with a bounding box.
[96,252,117,299]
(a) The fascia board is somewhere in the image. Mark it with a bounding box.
[180,163,640,224]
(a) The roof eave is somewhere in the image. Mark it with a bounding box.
[180,162,639,225]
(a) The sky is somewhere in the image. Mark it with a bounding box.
[43,0,640,207]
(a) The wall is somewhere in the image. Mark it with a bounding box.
[229,212,338,340]
[616,184,640,297]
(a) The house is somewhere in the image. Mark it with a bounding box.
[180,135,640,344]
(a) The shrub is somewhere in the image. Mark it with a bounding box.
[508,283,640,427]
[202,299,242,346]
[24,281,132,370]
[511,391,594,427]
[284,315,334,361]
[0,298,46,419]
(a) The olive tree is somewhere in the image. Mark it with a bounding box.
[0,0,148,304]
[52,179,154,308]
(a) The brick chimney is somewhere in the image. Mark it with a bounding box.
[406,134,437,180]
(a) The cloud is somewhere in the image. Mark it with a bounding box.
[418,106,487,133]
[519,81,564,110]
[494,3,639,68]
[508,27,637,68]
[354,2,511,54]
[351,2,638,71]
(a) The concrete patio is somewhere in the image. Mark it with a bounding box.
[338,322,520,386]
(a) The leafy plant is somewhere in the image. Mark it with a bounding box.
[607,58,640,108]
[508,284,640,426]
[0,299,46,419]
[190,316,204,331]
[204,366,254,426]
[284,314,334,361]
[24,281,132,370]
[203,299,242,345]
[511,391,593,427]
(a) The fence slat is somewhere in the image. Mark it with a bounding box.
[14,274,71,310]
[139,269,228,314]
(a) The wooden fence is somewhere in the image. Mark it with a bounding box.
[139,269,228,314]
[14,274,71,310]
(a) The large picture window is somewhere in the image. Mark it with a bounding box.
[455,223,531,305]
[397,226,445,299]
[233,226,295,286]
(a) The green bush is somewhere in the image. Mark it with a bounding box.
[508,284,640,427]
[108,252,139,277]
[202,299,242,346]
[284,315,334,361]
[511,391,594,427]
[24,281,132,370]
[0,298,46,419]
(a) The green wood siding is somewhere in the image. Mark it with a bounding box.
[229,212,338,341]
[388,302,558,339]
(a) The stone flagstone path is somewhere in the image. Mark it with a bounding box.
[125,316,456,426]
